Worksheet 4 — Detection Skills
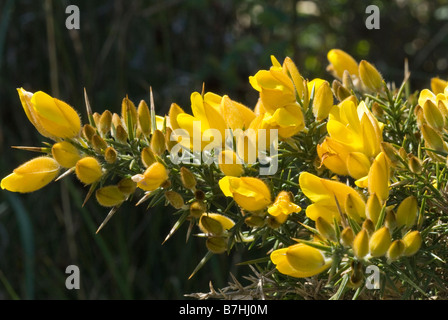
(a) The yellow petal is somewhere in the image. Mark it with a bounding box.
[346,152,371,180]
[367,152,390,203]
[327,49,359,79]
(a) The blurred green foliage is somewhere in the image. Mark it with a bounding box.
[1,0,448,299]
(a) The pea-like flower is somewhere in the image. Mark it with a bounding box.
[132,162,168,192]
[267,191,302,224]
[17,88,81,139]
[1,157,60,193]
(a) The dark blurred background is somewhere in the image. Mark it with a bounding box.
[1,0,448,299]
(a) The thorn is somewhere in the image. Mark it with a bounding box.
[82,182,98,207]
[149,86,156,134]
[135,191,152,206]
[84,87,96,128]
[55,167,75,182]
[96,206,120,234]
[11,146,50,153]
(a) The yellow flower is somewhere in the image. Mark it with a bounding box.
[132,162,168,192]
[267,191,302,224]
[17,88,81,139]
[326,49,359,79]
[312,80,334,121]
[219,176,271,212]
[1,157,60,193]
[270,243,331,278]
[249,56,305,139]
[353,229,369,259]
[75,157,103,185]
[52,141,82,168]
[218,150,244,177]
[431,77,447,95]
[366,152,390,203]
[299,172,366,223]
[317,98,383,180]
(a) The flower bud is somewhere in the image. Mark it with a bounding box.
[402,230,422,257]
[372,102,384,117]
[92,112,101,127]
[396,196,418,230]
[206,237,228,254]
[165,127,177,152]
[384,210,397,232]
[117,177,137,196]
[386,239,405,262]
[75,157,103,185]
[121,96,138,134]
[141,147,156,168]
[369,226,391,257]
[362,218,375,236]
[381,142,401,165]
[353,229,369,259]
[218,150,244,177]
[52,141,81,168]
[348,260,364,288]
[408,155,422,174]
[82,124,96,142]
[137,100,151,137]
[104,146,118,164]
[150,129,166,156]
[326,49,359,79]
[99,110,112,136]
[114,124,128,143]
[359,60,383,92]
[431,77,447,94]
[189,201,206,218]
[316,217,337,242]
[164,190,184,209]
[180,167,197,190]
[95,185,126,207]
[92,134,108,153]
[341,226,355,247]
[199,213,235,236]
[366,193,382,225]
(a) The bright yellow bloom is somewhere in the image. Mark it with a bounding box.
[317,98,383,180]
[17,88,81,139]
[95,185,126,207]
[219,176,271,212]
[270,243,331,278]
[267,191,301,224]
[1,157,60,193]
[52,141,81,168]
[132,162,168,192]
[299,172,366,224]
[75,157,103,185]
[326,49,359,79]
[249,56,305,139]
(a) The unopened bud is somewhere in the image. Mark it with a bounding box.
[381,142,401,164]
[180,167,197,190]
[384,210,397,232]
[189,201,206,218]
[386,239,405,262]
[312,81,334,121]
[421,124,446,152]
[92,112,101,127]
[104,146,118,164]
[52,141,81,168]
[366,194,382,225]
[75,157,103,185]
[165,127,177,152]
[121,96,138,134]
[341,226,355,247]
[353,229,369,259]
[372,102,384,117]
[362,218,375,236]
[164,191,184,209]
[359,60,383,92]
[423,99,444,131]
[150,129,166,156]
[396,196,418,230]
[402,230,422,257]
[82,124,96,142]
[348,260,364,288]
[92,134,108,153]
[115,124,128,143]
[137,100,151,137]
[408,155,422,174]
[99,110,112,136]
[95,185,126,207]
[369,227,391,257]
[244,215,266,228]
[206,237,227,254]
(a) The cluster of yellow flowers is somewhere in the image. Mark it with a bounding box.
[2,48,444,297]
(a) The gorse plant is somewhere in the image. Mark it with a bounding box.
[2,49,447,300]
